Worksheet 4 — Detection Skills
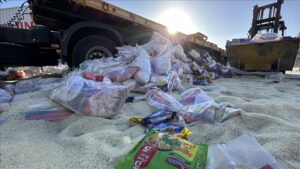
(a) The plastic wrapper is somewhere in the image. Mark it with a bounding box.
[0,89,13,103]
[116,129,208,169]
[51,72,128,118]
[15,78,62,94]
[129,111,178,127]
[130,46,152,84]
[207,133,287,169]
[146,88,183,112]
[150,51,172,75]
[180,102,216,124]
[179,87,213,105]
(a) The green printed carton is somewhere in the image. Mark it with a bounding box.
[116,129,208,169]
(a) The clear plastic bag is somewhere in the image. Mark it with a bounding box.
[207,133,287,169]
[180,101,216,124]
[150,51,172,75]
[51,72,128,118]
[146,88,183,112]
[179,87,213,105]
[130,46,151,84]
[141,32,172,57]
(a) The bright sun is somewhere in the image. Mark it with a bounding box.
[157,8,197,34]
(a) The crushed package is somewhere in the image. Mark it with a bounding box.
[116,129,208,169]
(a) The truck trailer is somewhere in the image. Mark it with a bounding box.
[0,0,225,67]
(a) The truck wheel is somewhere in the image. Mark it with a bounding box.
[71,35,116,67]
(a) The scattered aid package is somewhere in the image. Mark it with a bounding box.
[116,129,208,169]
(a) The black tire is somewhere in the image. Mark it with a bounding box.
[71,35,117,67]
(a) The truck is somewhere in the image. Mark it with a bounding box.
[0,0,225,67]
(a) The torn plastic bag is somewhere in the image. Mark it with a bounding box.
[207,133,287,169]
[116,129,208,169]
[0,89,13,103]
[150,51,172,75]
[130,46,151,84]
[179,87,213,105]
[146,88,183,112]
[51,72,128,118]
[15,78,62,94]
[180,102,216,124]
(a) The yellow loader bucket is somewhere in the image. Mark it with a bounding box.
[226,38,300,71]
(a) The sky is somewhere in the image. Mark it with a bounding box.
[1,0,299,49]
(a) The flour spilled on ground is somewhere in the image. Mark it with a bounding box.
[1,76,300,169]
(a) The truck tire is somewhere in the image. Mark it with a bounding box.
[71,35,117,67]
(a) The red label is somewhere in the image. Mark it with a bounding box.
[133,141,158,169]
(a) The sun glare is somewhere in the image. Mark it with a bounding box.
[157,8,197,34]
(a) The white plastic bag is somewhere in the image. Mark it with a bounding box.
[51,72,128,118]
[130,46,151,84]
[173,44,188,62]
[141,32,172,57]
[146,88,183,112]
[150,51,172,75]
[167,70,183,92]
[207,133,287,169]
